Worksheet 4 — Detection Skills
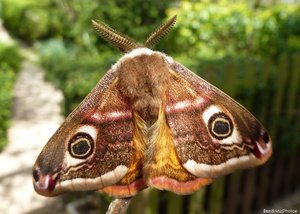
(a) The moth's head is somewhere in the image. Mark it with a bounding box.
[91,15,177,53]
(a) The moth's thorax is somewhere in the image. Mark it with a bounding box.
[117,48,170,121]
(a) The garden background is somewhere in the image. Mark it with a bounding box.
[0,0,299,213]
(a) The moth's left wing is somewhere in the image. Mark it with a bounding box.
[33,69,146,198]
[165,61,272,179]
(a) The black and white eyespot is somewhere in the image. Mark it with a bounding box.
[68,132,94,159]
[208,112,233,140]
[63,125,98,166]
[203,105,241,143]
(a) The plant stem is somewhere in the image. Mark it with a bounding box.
[106,197,132,214]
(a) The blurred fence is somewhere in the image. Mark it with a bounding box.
[125,53,300,214]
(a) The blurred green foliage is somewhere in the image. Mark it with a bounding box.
[1,0,63,42]
[2,0,173,45]
[167,1,300,65]
[0,43,22,151]
[35,39,118,113]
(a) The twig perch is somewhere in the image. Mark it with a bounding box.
[106,197,132,214]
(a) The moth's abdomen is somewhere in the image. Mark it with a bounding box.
[117,50,170,121]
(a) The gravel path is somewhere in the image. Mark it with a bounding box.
[0,61,66,214]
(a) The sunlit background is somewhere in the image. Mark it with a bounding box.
[0,0,299,213]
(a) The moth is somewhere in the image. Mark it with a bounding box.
[33,16,272,198]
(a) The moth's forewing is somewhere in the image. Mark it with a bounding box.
[164,61,272,178]
[32,69,145,197]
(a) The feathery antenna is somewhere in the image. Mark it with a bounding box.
[92,20,138,52]
[145,15,177,48]
[92,15,177,52]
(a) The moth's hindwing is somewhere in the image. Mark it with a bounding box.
[165,61,272,179]
[32,70,146,198]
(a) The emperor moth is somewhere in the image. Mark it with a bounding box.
[33,16,272,198]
